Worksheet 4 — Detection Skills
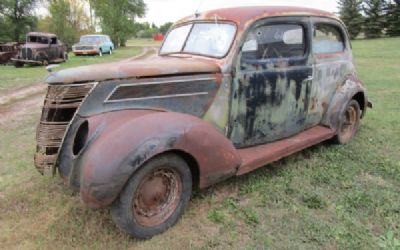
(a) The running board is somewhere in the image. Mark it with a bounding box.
[236,126,335,176]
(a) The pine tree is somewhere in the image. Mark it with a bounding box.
[338,0,364,39]
[363,0,387,38]
[386,0,400,36]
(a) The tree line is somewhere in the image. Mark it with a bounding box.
[338,0,400,39]
[0,0,172,47]
[3,1,398,45]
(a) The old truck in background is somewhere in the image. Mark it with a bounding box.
[0,42,20,65]
[12,32,68,67]
[34,6,371,239]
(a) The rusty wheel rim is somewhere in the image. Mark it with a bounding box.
[340,104,357,142]
[132,167,182,228]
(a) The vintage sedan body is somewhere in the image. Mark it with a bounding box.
[12,32,68,67]
[72,34,114,56]
[34,6,370,238]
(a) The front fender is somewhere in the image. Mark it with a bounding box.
[78,110,241,208]
[321,75,368,130]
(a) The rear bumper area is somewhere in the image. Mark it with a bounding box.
[73,50,98,55]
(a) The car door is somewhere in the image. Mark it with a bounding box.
[99,36,107,53]
[229,17,313,148]
[305,18,352,127]
[108,36,114,50]
[49,37,60,60]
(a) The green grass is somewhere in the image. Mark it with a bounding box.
[0,46,141,94]
[126,38,162,47]
[0,37,399,249]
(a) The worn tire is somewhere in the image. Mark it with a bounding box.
[111,153,192,239]
[109,48,113,55]
[332,99,361,144]
[98,49,103,57]
[14,62,24,68]
[63,52,69,61]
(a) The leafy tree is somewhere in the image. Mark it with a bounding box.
[338,0,364,39]
[0,7,8,42]
[363,0,387,38]
[159,22,173,35]
[92,0,146,46]
[48,0,75,46]
[37,15,52,34]
[46,0,93,47]
[386,0,400,36]
[0,0,38,42]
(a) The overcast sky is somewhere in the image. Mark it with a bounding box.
[138,0,338,25]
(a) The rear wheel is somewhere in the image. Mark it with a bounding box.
[332,99,361,144]
[111,153,192,239]
[109,47,113,55]
[14,61,24,68]
[63,52,68,61]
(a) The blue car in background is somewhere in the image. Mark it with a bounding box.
[72,34,114,56]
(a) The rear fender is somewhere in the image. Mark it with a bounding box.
[78,110,241,208]
[321,75,368,130]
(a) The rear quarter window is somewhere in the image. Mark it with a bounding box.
[313,23,345,54]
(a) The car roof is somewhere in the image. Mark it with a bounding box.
[175,6,338,30]
[81,34,108,37]
[27,32,57,37]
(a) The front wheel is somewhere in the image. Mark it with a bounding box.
[98,49,103,57]
[332,99,361,144]
[111,153,192,239]
[14,61,24,68]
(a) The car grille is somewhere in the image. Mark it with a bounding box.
[75,46,94,50]
[34,83,95,174]
[21,48,32,59]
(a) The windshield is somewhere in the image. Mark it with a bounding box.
[160,23,236,58]
[28,36,49,44]
[80,36,103,43]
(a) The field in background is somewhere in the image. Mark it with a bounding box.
[126,38,162,47]
[0,43,149,95]
[0,38,399,249]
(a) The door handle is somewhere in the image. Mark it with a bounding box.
[306,76,313,81]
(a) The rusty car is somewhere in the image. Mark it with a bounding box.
[12,32,68,67]
[34,6,371,238]
[0,42,20,65]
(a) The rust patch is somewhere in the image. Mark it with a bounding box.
[236,126,335,175]
[176,6,336,31]
[34,83,94,174]
[0,42,20,64]
[132,167,182,227]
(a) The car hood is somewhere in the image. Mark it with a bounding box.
[74,42,101,47]
[45,56,221,84]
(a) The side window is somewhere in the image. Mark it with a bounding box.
[241,24,305,62]
[313,24,345,54]
[51,37,57,44]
